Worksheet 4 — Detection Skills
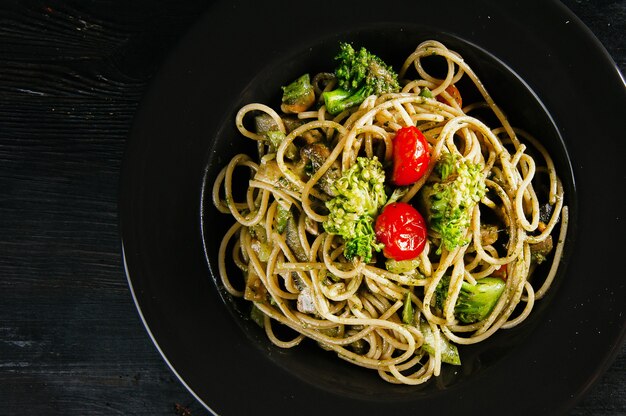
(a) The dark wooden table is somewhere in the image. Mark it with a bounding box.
[1,1,624,414]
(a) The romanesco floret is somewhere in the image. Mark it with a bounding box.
[324,156,387,262]
[425,152,486,252]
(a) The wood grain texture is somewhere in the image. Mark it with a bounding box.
[0,1,623,415]
[0,1,212,415]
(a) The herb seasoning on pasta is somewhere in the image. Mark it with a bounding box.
[212,40,567,385]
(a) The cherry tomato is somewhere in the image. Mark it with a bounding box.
[375,202,427,261]
[391,126,431,186]
[436,84,462,107]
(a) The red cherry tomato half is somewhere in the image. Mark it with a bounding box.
[391,126,430,186]
[375,202,427,261]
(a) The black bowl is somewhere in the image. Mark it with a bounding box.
[120,1,626,415]
[200,25,576,399]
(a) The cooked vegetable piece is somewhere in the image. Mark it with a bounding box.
[254,113,277,134]
[419,321,461,365]
[538,202,555,232]
[530,235,554,264]
[538,202,554,223]
[281,73,315,114]
[435,277,506,324]
[391,126,431,186]
[385,258,420,274]
[421,152,486,253]
[244,269,268,302]
[375,202,427,261]
[285,215,309,262]
[265,130,298,160]
[300,143,341,196]
[300,129,324,144]
[480,224,500,246]
[419,87,433,98]
[436,84,463,107]
[323,156,387,262]
[347,336,368,354]
[402,292,414,325]
[491,264,508,280]
[250,304,265,328]
[250,239,272,262]
[254,113,304,135]
[323,43,400,115]
[275,206,291,234]
[297,287,316,314]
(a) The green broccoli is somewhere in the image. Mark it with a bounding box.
[323,156,387,262]
[281,73,315,114]
[421,152,486,253]
[435,277,506,324]
[323,43,400,115]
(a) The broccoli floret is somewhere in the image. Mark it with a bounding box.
[323,156,387,262]
[323,43,400,115]
[421,152,486,253]
[435,277,506,324]
[281,73,315,114]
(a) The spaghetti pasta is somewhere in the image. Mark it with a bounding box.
[212,40,567,385]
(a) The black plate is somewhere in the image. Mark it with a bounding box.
[120,1,626,415]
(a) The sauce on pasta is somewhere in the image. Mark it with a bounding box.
[212,40,567,385]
